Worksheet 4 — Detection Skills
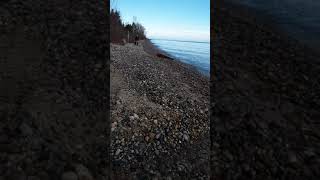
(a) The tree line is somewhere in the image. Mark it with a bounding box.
[110,9,146,44]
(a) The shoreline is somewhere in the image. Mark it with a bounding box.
[142,39,210,77]
[142,38,173,58]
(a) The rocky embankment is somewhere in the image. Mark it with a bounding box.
[211,2,320,179]
[0,0,109,179]
[110,43,210,179]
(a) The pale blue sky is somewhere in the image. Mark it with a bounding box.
[111,0,210,42]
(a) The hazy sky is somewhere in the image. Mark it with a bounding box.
[111,0,210,42]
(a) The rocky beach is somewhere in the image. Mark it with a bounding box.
[110,42,210,178]
[211,2,320,179]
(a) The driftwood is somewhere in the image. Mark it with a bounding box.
[156,53,174,60]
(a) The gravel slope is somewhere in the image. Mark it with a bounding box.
[110,43,210,179]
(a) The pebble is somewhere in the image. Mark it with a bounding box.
[111,122,117,128]
[115,149,121,156]
[75,164,94,180]
[183,134,190,141]
[133,113,139,119]
[149,133,155,140]
[145,136,150,142]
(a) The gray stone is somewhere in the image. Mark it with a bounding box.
[133,113,139,119]
[115,149,121,156]
[183,134,189,141]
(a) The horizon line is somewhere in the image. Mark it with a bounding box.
[149,38,210,44]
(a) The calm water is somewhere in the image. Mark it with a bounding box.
[150,39,210,76]
[228,0,320,49]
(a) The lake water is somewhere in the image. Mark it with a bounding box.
[227,0,320,49]
[150,39,210,76]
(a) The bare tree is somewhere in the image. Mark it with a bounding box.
[110,8,146,44]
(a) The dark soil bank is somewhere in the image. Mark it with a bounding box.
[211,2,320,180]
[0,0,109,179]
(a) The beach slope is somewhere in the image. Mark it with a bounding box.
[110,43,209,178]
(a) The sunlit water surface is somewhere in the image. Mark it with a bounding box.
[151,39,210,76]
